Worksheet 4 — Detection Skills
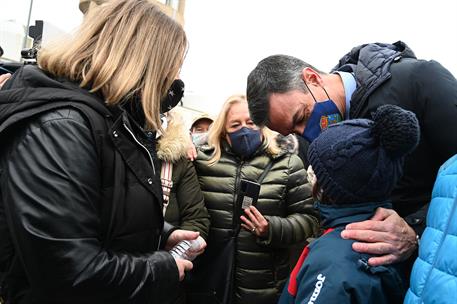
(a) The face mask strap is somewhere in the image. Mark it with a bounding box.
[303,80,331,102]
[322,86,331,100]
[303,81,317,103]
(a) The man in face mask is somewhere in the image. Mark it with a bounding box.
[246,42,457,272]
[190,114,213,147]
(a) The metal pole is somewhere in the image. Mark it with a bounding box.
[23,0,34,49]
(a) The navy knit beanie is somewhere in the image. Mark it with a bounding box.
[307,105,420,204]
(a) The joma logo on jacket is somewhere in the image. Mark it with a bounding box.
[308,274,326,304]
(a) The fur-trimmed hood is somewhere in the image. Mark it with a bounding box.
[156,110,192,163]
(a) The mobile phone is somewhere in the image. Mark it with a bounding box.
[239,179,261,209]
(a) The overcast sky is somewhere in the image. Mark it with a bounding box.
[181,0,457,114]
[3,0,83,33]
[3,0,457,115]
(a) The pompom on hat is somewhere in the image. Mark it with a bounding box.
[307,104,420,204]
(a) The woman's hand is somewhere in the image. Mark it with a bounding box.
[166,231,207,281]
[174,258,193,281]
[165,229,200,250]
[0,73,11,89]
[240,206,269,237]
[186,142,197,161]
[188,235,207,257]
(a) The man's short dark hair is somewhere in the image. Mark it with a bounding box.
[246,54,321,126]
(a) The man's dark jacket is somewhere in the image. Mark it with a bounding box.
[0,66,178,303]
[279,203,406,304]
[332,41,457,233]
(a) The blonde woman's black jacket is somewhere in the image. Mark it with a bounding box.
[194,141,319,304]
[0,66,179,303]
[332,41,457,234]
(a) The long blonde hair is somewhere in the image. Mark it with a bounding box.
[38,0,187,131]
[207,94,280,165]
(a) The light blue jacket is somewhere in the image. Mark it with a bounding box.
[404,154,457,304]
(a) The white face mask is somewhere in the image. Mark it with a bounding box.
[191,132,208,147]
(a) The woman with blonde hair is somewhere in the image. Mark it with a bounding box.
[0,0,204,303]
[190,95,319,304]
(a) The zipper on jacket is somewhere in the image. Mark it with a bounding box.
[123,122,162,250]
[231,159,244,303]
[233,160,245,232]
[122,122,156,175]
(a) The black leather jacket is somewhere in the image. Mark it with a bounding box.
[0,66,179,303]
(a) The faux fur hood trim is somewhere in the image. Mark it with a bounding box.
[156,111,192,162]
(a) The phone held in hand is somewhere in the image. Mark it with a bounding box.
[239,179,261,209]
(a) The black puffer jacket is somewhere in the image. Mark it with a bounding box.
[194,141,319,304]
[332,41,457,234]
[0,66,179,303]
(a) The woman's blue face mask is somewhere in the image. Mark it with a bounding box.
[228,127,262,158]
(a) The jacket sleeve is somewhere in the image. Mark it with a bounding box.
[258,154,319,248]
[406,60,457,234]
[417,60,457,163]
[160,221,178,248]
[1,109,178,303]
[175,159,210,240]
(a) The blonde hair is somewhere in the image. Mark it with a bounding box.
[207,94,280,165]
[38,0,187,131]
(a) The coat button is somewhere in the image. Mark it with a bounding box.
[147,178,153,184]
[113,130,118,138]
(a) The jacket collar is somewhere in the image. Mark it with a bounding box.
[317,201,392,229]
[156,114,192,162]
[331,41,416,118]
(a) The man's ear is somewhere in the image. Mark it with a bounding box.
[302,67,324,87]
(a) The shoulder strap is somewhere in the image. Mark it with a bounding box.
[67,103,110,166]
[160,161,174,216]
[64,103,117,247]
[257,158,274,184]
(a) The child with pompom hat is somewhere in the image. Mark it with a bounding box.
[279,105,420,304]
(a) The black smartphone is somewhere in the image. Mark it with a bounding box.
[239,179,261,209]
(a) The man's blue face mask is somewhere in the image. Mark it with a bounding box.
[301,83,342,143]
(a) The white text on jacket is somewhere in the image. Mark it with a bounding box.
[308,273,326,304]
